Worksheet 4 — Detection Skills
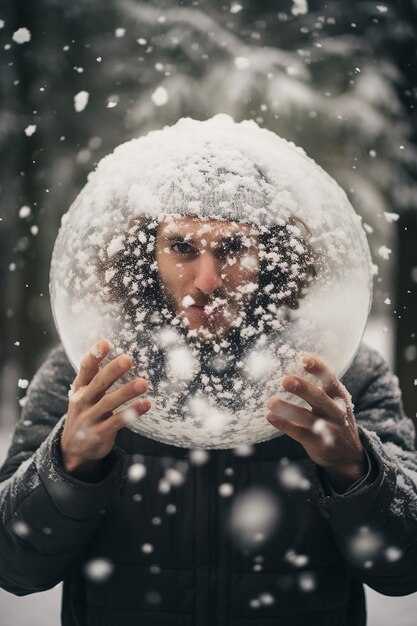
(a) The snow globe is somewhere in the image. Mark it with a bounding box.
[50,114,373,448]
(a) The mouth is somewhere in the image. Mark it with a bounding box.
[188,304,210,317]
[192,300,227,315]
[180,296,233,326]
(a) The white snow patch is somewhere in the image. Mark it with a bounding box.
[299,572,315,592]
[285,549,309,567]
[157,327,179,347]
[229,488,280,548]
[378,245,392,260]
[182,295,195,308]
[121,407,139,425]
[151,86,169,106]
[244,350,274,379]
[90,342,104,358]
[84,558,114,582]
[107,234,124,256]
[349,527,383,560]
[240,254,258,271]
[165,468,185,486]
[235,57,250,70]
[167,346,197,380]
[383,212,399,223]
[12,520,30,537]
[158,479,171,494]
[107,96,119,108]
[233,444,254,457]
[312,418,334,445]
[278,463,311,490]
[74,90,89,112]
[24,124,37,136]
[230,3,243,14]
[12,27,31,44]
[188,396,231,435]
[259,593,274,605]
[291,0,308,16]
[127,462,146,482]
[219,482,234,497]
[19,205,31,218]
[189,449,209,465]
[141,543,154,554]
[385,546,402,562]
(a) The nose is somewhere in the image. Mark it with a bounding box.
[193,252,224,294]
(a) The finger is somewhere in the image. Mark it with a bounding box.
[82,353,134,404]
[266,411,318,447]
[93,378,148,421]
[301,355,345,399]
[72,339,111,391]
[104,398,152,433]
[282,375,347,422]
[267,397,313,428]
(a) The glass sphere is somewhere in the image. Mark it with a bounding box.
[50,114,373,449]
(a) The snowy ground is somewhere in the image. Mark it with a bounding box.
[1,316,417,624]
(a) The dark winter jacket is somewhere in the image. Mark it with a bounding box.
[1,343,417,626]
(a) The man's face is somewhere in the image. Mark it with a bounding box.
[155,216,260,340]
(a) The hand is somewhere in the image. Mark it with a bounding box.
[266,355,366,492]
[60,339,150,480]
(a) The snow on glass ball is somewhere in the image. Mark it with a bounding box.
[50,114,373,449]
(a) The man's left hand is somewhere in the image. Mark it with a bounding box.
[266,355,366,492]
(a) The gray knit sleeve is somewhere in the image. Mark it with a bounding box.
[0,345,124,596]
[309,343,417,596]
[0,345,75,482]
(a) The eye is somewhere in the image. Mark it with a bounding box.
[227,238,243,253]
[171,241,196,255]
[215,238,243,259]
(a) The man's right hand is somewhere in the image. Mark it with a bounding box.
[60,339,150,480]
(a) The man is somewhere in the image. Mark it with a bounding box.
[60,214,365,489]
[1,118,417,625]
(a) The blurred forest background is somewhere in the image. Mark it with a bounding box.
[1,1,417,624]
[1,0,417,427]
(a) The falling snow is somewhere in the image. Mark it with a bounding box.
[84,558,114,582]
[12,27,31,44]
[24,124,37,136]
[234,57,250,70]
[74,90,89,112]
[219,482,234,497]
[18,205,31,218]
[230,3,243,14]
[151,86,169,106]
[291,0,309,17]
[383,212,400,223]
[127,462,147,482]
[378,245,392,260]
